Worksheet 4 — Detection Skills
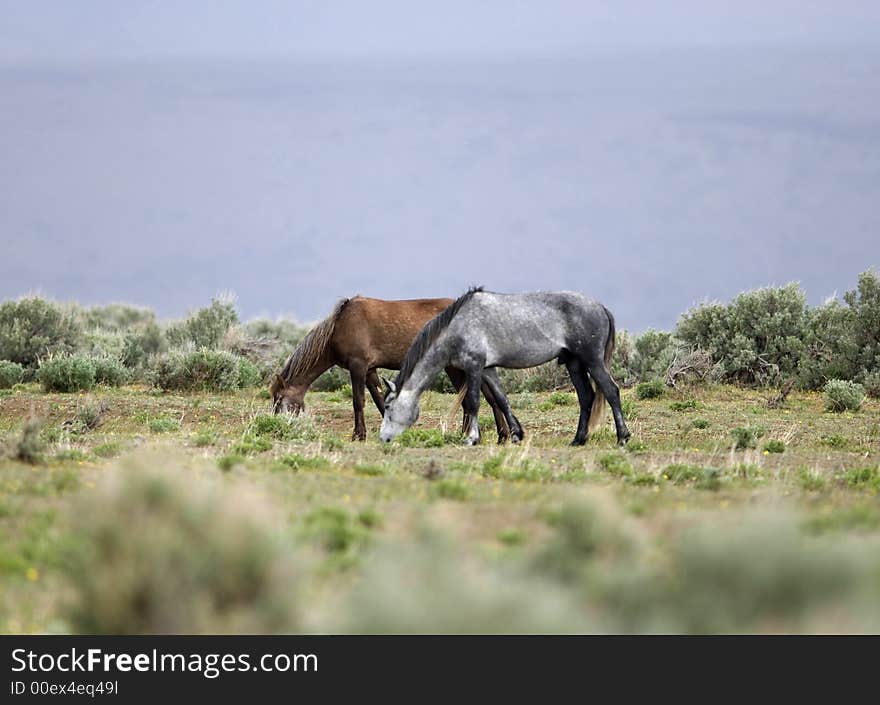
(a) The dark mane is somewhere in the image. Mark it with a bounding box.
[394,286,483,389]
[271,298,350,395]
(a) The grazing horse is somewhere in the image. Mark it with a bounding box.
[270,296,522,442]
[380,287,630,447]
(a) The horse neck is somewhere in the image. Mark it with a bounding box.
[287,351,334,395]
[402,335,451,399]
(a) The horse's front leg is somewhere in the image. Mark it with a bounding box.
[462,371,483,446]
[349,363,369,441]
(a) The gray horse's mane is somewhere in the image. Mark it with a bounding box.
[394,286,484,389]
[274,297,351,391]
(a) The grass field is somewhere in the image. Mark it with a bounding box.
[2,382,880,634]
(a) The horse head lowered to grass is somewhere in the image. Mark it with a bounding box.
[270,296,522,442]
[380,287,630,447]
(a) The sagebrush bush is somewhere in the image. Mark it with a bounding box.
[677,284,808,386]
[861,371,880,399]
[92,357,129,387]
[63,461,301,633]
[148,349,245,392]
[731,426,764,450]
[9,418,45,464]
[165,297,239,349]
[339,529,585,633]
[824,379,865,412]
[237,358,262,387]
[246,318,308,349]
[311,366,349,392]
[499,361,571,393]
[0,297,81,366]
[121,322,166,370]
[37,355,96,393]
[635,380,665,399]
[79,303,156,331]
[632,329,680,382]
[80,329,127,360]
[0,360,24,389]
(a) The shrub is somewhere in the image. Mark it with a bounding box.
[121,322,166,370]
[79,304,155,331]
[148,416,180,434]
[341,530,585,633]
[635,380,665,399]
[63,462,300,633]
[311,366,349,392]
[677,284,808,386]
[237,358,262,388]
[824,379,865,412]
[92,357,129,387]
[75,400,109,433]
[731,426,764,450]
[8,418,45,464]
[165,296,239,350]
[0,360,24,389]
[499,361,571,393]
[0,297,81,366]
[863,371,880,399]
[37,355,96,393]
[845,466,879,489]
[796,299,858,389]
[669,399,699,411]
[245,318,307,350]
[763,440,785,454]
[632,329,680,382]
[247,414,320,443]
[610,330,635,385]
[148,349,243,392]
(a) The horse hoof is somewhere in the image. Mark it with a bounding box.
[570,438,586,447]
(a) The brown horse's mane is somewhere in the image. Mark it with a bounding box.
[394,286,483,389]
[274,298,351,391]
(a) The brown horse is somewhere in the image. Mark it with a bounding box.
[270,296,521,442]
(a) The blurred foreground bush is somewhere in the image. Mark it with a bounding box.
[63,460,301,634]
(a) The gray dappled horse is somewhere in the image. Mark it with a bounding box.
[379,287,630,447]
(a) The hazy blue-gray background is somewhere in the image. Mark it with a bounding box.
[1,2,879,329]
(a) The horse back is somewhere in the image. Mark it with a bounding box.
[332,296,453,369]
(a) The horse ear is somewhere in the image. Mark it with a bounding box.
[383,377,396,395]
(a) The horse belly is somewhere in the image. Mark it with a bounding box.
[486,333,563,369]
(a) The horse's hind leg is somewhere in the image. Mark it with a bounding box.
[478,377,510,443]
[585,360,631,446]
[482,369,523,443]
[462,371,483,446]
[349,362,369,441]
[564,356,595,446]
[366,369,386,416]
